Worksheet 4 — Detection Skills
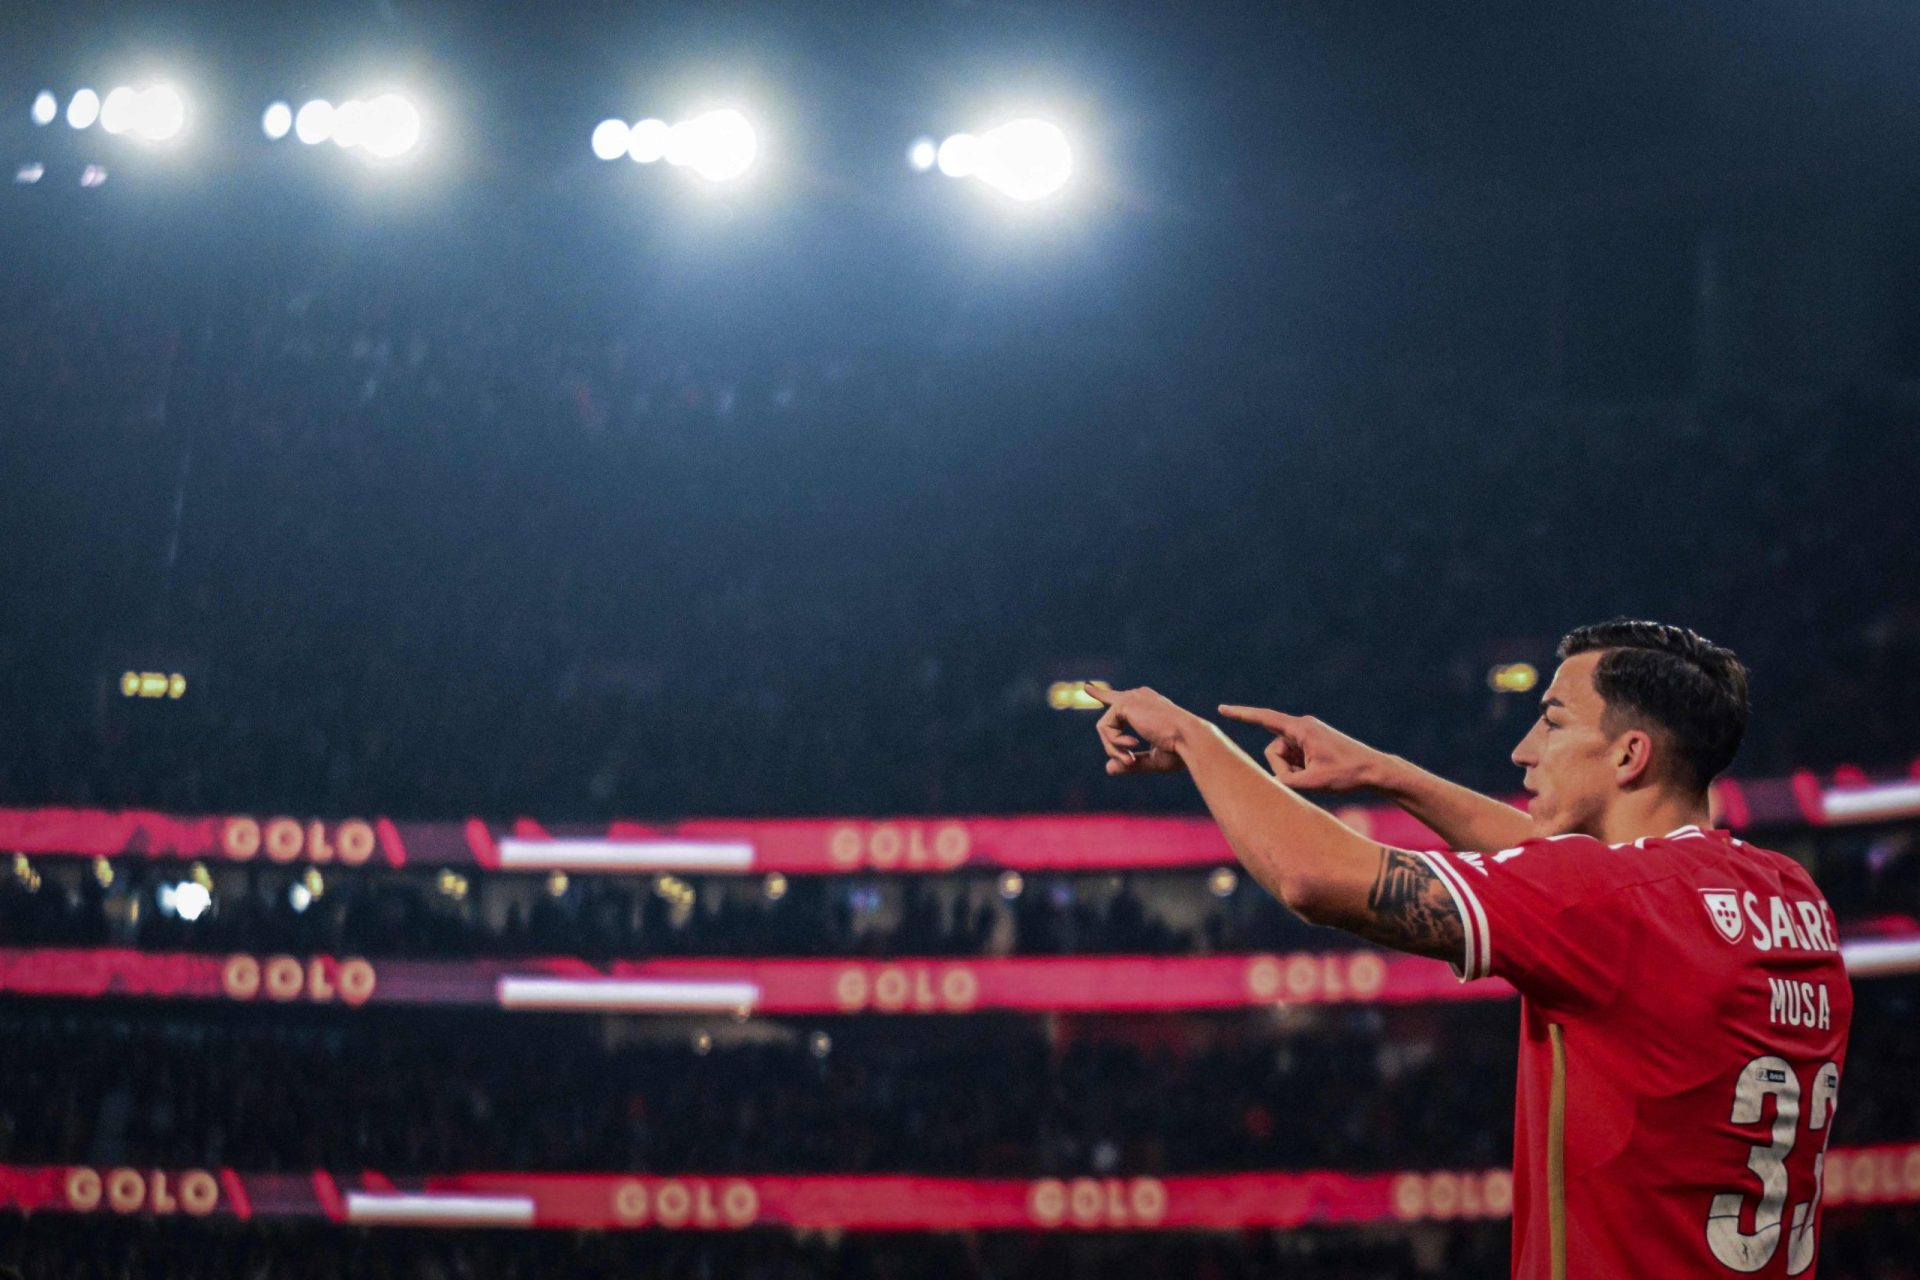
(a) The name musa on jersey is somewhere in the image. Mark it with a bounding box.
[1699,884,1840,1031]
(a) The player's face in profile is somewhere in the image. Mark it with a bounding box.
[1510,651,1617,838]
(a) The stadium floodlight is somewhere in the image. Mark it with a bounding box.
[666,108,756,182]
[936,132,981,178]
[100,86,138,135]
[627,117,670,164]
[133,84,186,141]
[96,83,187,142]
[66,88,101,130]
[262,100,292,140]
[358,94,421,159]
[907,136,938,171]
[977,118,1072,201]
[330,98,368,149]
[591,117,630,161]
[294,98,335,145]
[31,90,58,126]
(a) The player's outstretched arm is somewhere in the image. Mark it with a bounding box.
[1217,705,1533,853]
[1090,686,1463,963]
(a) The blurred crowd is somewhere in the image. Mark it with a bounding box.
[0,1003,1519,1175]
[2,977,1916,1178]
[0,1217,1521,1280]
[5,1214,1916,1280]
[0,860,1326,959]
[2,243,1917,823]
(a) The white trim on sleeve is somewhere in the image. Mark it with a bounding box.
[1411,848,1492,981]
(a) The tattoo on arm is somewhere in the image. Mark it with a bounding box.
[1358,847,1465,962]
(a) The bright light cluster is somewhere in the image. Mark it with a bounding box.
[589,108,758,182]
[41,84,186,141]
[21,80,1082,208]
[269,94,423,160]
[915,118,1072,201]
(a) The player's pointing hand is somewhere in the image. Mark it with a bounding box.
[1216,704,1386,792]
[1086,684,1205,775]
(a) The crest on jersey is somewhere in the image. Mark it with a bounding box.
[1701,889,1744,944]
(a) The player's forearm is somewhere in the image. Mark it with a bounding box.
[1370,753,1533,852]
[1171,719,1378,920]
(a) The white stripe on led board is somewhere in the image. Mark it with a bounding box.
[496,977,761,1011]
[1821,781,1920,825]
[345,1192,536,1226]
[497,837,755,872]
[1841,937,1920,979]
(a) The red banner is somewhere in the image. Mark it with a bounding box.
[0,947,1501,1014]
[3,942,1913,1014]
[0,1163,1505,1230]
[3,1149,1916,1231]
[0,768,1906,874]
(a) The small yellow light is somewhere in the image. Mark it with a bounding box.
[139,672,168,698]
[190,861,213,890]
[1208,867,1239,897]
[93,857,115,888]
[763,872,788,901]
[1487,662,1539,694]
[120,671,141,697]
[998,870,1024,900]
[437,869,469,899]
[302,867,325,898]
[546,870,569,897]
[1048,680,1110,710]
[692,1031,713,1055]
[12,853,31,880]
[167,674,187,699]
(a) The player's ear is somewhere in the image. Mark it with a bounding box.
[1613,728,1657,788]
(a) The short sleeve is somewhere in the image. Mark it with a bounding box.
[1408,835,1646,1010]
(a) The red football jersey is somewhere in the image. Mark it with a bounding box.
[1412,825,1853,1279]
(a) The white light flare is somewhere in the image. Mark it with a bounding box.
[936,132,981,178]
[295,99,335,145]
[977,118,1072,202]
[667,108,757,182]
[67,88,101,130]
[590,117,630,161]
[627,117,670,164]
[330,98,367,149]
[358,94,422,159]
[173,881,212,922]
[133,84,187,142]
[99,86,138,135]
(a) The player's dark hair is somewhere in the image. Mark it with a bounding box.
[1557,619,1749,792]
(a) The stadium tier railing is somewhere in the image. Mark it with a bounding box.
[3,1149,1916,1230]
[1,940,1916,1013]
[1,768,1917,875]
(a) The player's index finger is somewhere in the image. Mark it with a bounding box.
[1218,704,1289,731]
